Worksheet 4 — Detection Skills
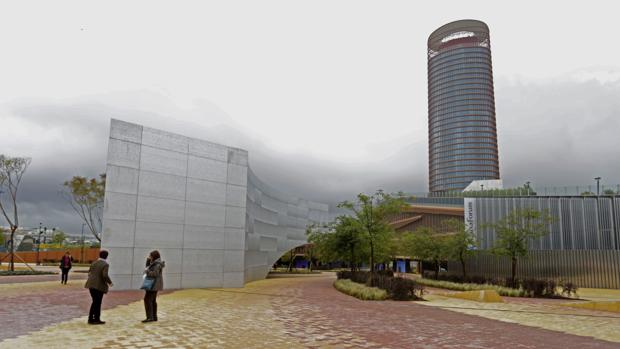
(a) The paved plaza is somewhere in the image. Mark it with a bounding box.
[1,272,619,348]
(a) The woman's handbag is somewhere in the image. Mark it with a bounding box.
[141,276,156,290]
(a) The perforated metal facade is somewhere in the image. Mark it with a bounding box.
[469,196,620,251]
[456,196,620,288]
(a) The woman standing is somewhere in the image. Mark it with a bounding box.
[59,251,73,284]
[142,250,164,323]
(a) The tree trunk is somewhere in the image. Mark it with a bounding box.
[350,246,355,272]
[9,227,16,272]
[460,255,467,278]
[287,250,294,272]
[511,257,517,287]
[434,259,439,280]
[369,242,375,286]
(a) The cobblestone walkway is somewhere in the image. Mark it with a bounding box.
[1,273,619,348]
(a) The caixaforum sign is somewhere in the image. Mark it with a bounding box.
[464,197,476,236]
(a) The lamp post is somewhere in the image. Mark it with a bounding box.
[36,223,43,266]
[595,177,601,196]
[80,223,85,263]
[526,181,531,196]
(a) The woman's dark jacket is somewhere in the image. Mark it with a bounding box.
[144,258,165,291]
[59,255,73,269]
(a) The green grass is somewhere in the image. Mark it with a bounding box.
[333,279,388,300]
[416,278,525,297]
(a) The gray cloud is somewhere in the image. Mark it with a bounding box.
[1,77,619,235]
[495,78,620,189]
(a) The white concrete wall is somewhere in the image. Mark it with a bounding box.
[102,119,329,290]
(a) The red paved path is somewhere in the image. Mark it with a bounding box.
[1,273,619,348]
[269,275,620,348]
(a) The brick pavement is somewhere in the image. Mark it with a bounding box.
[268,274,620,348]
[0,278,145,341]
[1,273,619,348]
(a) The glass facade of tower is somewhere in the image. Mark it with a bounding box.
[428,20,500,193]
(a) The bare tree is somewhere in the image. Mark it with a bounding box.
[0,155,32,271]
[62,174,106,241]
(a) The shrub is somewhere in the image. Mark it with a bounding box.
[389,277,424,301]
[336,270,350,280]
[560,280,578,298]
[367,274,392,289]
[469,275,488,285]
[511,278,559,297]
[418,276,570,298]
[336,271,371,284]
[338,270,423,300]
[376,269,394,277]
[416,278,526,297]
[333,279,388,300]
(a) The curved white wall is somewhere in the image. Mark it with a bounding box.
[245,169,329,282]
[101,119,328,290]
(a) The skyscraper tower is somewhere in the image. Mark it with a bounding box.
[427,19,500,193]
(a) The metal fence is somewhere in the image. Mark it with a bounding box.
[447,250,620,289]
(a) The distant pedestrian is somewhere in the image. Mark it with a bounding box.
[141,250,165,323]
[59,251,73,284]
[84,250,113,325]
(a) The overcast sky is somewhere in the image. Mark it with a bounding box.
[1,1,619,234]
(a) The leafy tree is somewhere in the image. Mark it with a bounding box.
[488,208,554,286]
[580,191,595,196]
[403,227,451,279]
[62,175,105,241]
[444,219,476,278]
[603,189,617,196]
[338,190,406,280]
[0,155,32,271]
[307,216,366,271]
[0,226,5,246]
[52,231,67,245]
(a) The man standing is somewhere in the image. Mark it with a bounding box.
[84,250,113,325]
[59,251,73,284]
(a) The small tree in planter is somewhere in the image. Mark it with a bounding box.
[338,190,406,283]
[444,219,477,278]
[403,227,451,280]
[307,216,366,271]
[488,208,554,287]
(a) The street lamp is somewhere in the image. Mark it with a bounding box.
[526,181,531,196]
[595,177,601,196]
[36,223,43,266]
